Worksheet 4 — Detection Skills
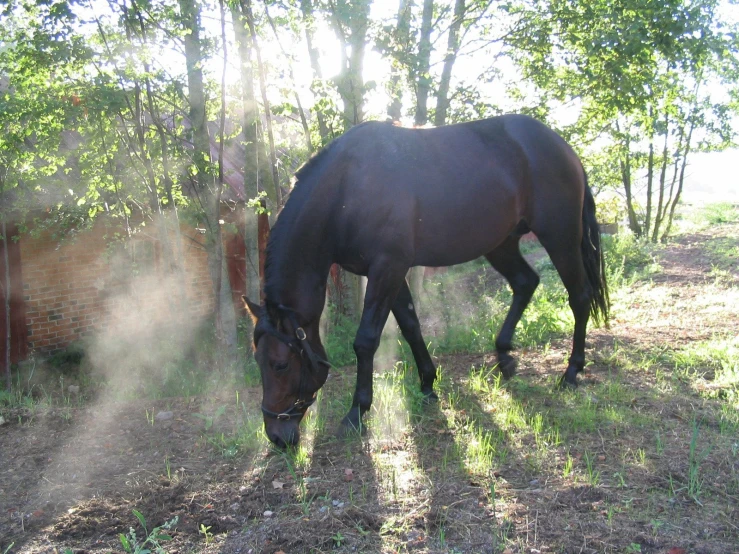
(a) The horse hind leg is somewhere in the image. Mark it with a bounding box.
[391,280,438,401]
[536,234,592,387]
[484,235,540,379]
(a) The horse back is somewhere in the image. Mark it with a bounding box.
[309,116,585,269]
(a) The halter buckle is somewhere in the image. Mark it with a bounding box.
[295,327,307,341]
[276,412,291,421]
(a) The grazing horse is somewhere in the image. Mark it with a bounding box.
[243,114,609,448]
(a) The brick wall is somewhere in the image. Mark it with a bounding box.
[20,219,216,355]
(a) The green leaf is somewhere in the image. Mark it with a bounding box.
[119,533,132,552]
[132,508,147,532]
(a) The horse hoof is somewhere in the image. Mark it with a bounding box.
[557,374,578,389]
[337,417,364,439]
[421,390,439,404]
[498,356,518,380]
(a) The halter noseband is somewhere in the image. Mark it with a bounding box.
[259,306,330,421]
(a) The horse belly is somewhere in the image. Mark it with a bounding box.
[413,195,519,267]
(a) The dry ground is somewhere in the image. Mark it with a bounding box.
[1,221,738,554]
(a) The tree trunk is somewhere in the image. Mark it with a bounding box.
[231,3,268,305]
[644,108,655,239]
[133,96,181,315]
[217,0,238,347]
[179,0,236,351]
[408,0,437,302]
[264,3,313,154]
[434,0,465,127]
[662,123,686,236]
[241,0,282,206]
[300,0,331,145]
[652,112,670,242]
[662,116,696,241]
[149,115,189,315]
[332,0,372,128]
[301,0,341,317]
[619,134,642,236]
[415,0,434,126]
[2,217,11,391]
[120,4,186,315]
[387,0,413,121]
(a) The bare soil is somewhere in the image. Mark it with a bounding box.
[1,224,738,554]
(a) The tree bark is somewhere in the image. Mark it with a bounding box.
[332,0,372,128]
[329,0,372,319]
[217,0,237,347]
[179,0,236,351]
[408,0,437,303]
[644,107,655,239]
[2,217,11,391]
[387,0,413,121]
[300,0,331,145]
[122,2,188,314]
[415,0,434,126]
[241,0,282,206]
[618,131,642,236]
[652,112,670,242]
[434,0,465,127]
[662,116,696,241]
[231,4,267,306]
[133,2,190,314]
[264,3,313,154]
[662,122,686,234]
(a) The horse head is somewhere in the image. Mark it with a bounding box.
[243,296,330,449]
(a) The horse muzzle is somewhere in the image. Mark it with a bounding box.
[264,418,301,449]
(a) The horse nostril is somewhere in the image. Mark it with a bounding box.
[269,433,288,449]
[267,428,300,449]
[285,429,299,447]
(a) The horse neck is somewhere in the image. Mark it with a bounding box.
[264,160,340,324]
[266,229,333,327]
[278,267,329,326]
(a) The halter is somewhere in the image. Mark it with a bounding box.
[259,305,330,421]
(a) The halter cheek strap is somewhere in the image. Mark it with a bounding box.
[260,306,330,421]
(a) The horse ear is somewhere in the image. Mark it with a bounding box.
[242,295,262,323]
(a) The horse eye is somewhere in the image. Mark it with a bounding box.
[274,361,289,372]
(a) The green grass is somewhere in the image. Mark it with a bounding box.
[119,510,178,554]
[706,237,739,272]
[670,335,739,395]
[699,202,739,225]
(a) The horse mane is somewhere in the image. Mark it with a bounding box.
[262,121,383,307]
[262,138,338,306]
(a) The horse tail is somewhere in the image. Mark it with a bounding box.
[581,172,610,326]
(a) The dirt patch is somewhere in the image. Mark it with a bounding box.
[2,224,738,554]
[0,390,268,551]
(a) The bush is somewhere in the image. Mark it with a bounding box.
[595,194,626,224]
[47,342,87,375]
[601,232,661,285]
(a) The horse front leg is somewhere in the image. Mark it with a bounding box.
[340,262,407,434]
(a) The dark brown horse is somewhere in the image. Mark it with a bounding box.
[243,114,609,448]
